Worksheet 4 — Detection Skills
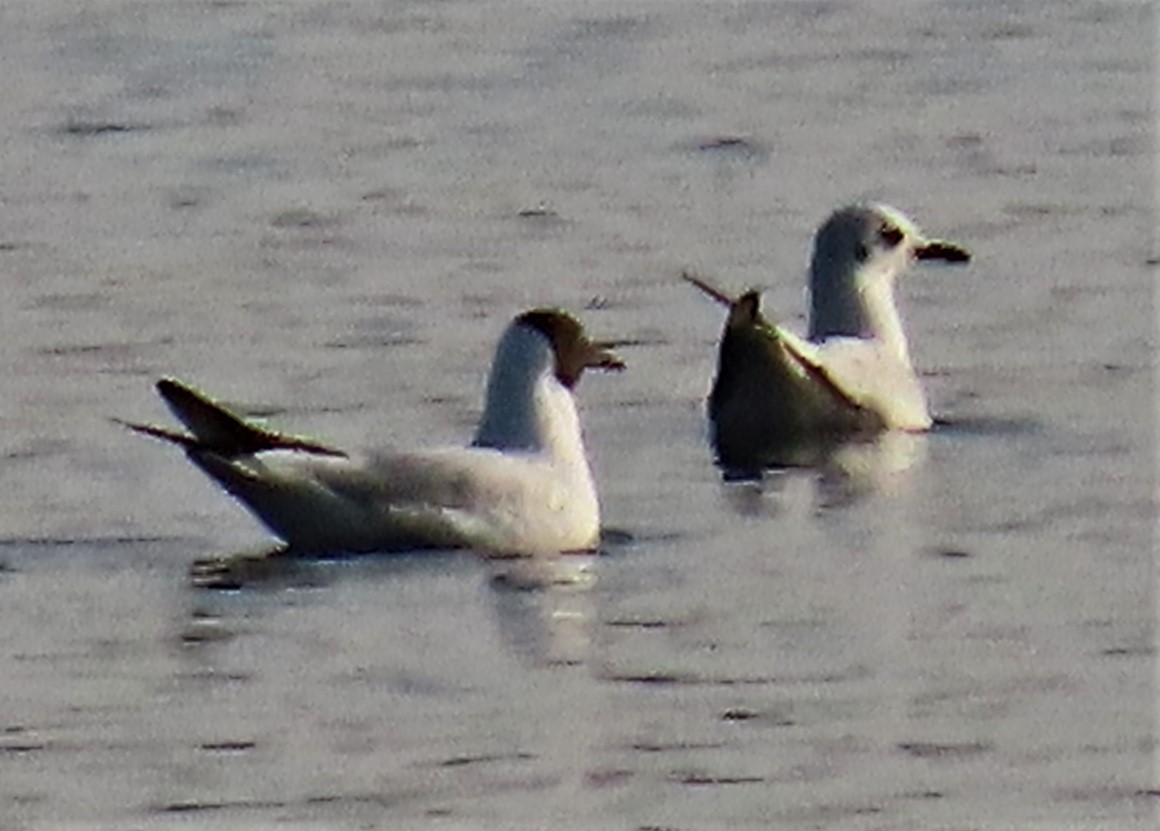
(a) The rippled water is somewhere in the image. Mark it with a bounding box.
[0,1,1154,828]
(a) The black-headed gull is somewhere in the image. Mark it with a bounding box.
[687,203,970,469]
[122,309,624,557]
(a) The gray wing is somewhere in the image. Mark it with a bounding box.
[266,447,560,554]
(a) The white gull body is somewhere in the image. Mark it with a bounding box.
[124,310,624,557]
[688,203,971,468]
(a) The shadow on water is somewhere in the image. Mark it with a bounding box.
[713,412,1043,514]
[187,546,477,591]
[186,525,641,591]
[183,545,614,668]
[931,413,1044,438]
[181,530,649,667]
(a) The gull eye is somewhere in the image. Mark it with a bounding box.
[879,224,905,248]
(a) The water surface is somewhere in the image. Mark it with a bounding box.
[0,1,1154,828]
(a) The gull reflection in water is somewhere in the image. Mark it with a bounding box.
[182,544,602,668]
[721,430,928,514]
[817,429,928,506]
[486,553,600,667]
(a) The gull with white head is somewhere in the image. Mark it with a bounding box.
[687,203,971,469]
[121,309,624,557]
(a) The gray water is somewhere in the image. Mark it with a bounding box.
[0,1,1154,828]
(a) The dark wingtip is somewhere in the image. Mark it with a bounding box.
[683,271,736,307]
[113,416,200,449]
[156,377,185,396]
[156,376,211,413]
[152,377,347,458]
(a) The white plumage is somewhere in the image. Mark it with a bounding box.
[688,203,971,469]
[123,309,623,557]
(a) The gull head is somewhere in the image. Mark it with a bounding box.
[515,308,626,389]
[809,203,970,341]
[475,308,623,453]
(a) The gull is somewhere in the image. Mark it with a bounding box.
[120,309,624,557]
[686,203,970,469]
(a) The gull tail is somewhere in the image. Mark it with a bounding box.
[686,270,872,418]
[118,378,346,458]
[686,272,883,468]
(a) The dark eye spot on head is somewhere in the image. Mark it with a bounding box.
[879,223,905,249]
